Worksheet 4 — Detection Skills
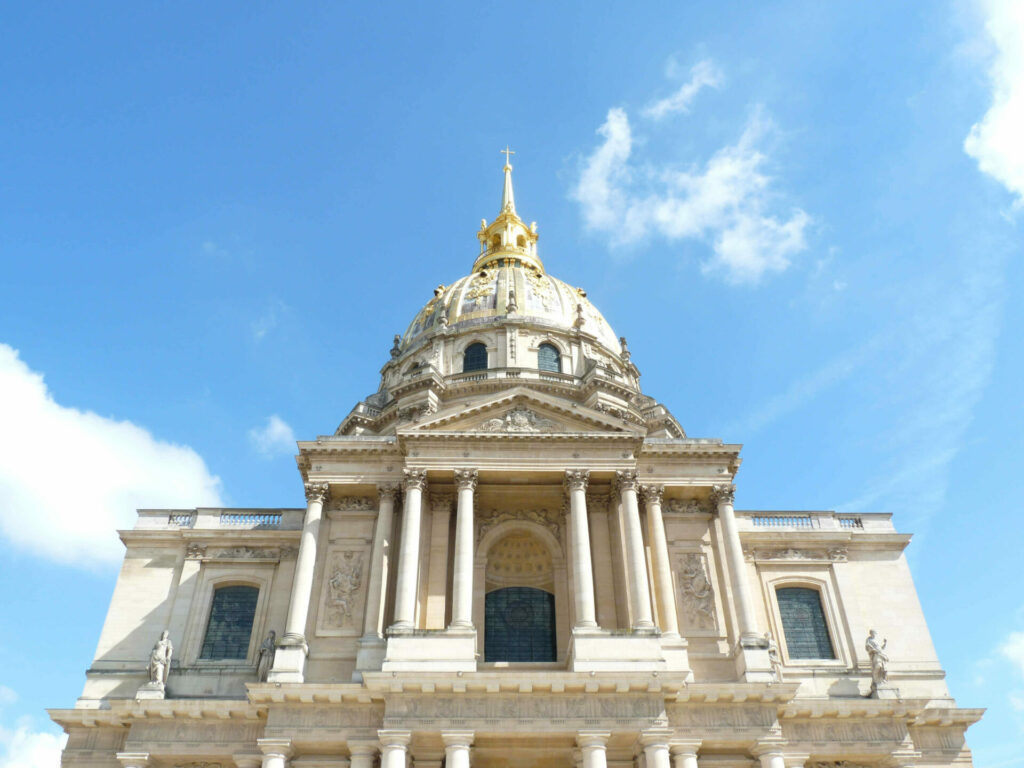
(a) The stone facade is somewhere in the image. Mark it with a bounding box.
[49,163,981,768]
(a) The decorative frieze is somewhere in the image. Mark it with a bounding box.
[666,703,777,729]
[384,694,666,727]
[666,499,710,515]
[185,545,295,561]
[476,507,562,544]
[743,546,848,563]
[783,719,906,744]
[326,496,374,512]
[475,406,560,433]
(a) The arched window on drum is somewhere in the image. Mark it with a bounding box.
[537,343,561,373]
[463,342,488,372]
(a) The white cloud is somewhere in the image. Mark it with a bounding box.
[643,59,722,120]
[0,690,67,768]
[964,0,1024,206]
[248,415,296,458]
[0,344,224,568]
[0,721,65,768]
[573,104,810,284]
[1002,631,1024,677]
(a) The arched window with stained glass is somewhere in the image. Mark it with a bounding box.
[537,343,561,373]
[775,586,835,660]
[463,342,488,372]
[200,585,259,660]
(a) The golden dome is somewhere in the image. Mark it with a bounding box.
[399,157,621,356]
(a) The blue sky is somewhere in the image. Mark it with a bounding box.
[0,1,1021,765]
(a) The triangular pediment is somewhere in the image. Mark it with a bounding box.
[400,388,644,436]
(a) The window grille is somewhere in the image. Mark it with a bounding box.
[776,587,835,659]
[200,585,259,660]
[538,343,561,373]
[484,586,556,662]
[463,343,488,372]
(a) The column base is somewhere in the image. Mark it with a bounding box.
[353,635,387,681]
[734,640,774,683]
[659,635,693,678]
[569,628,668,672]
[382,628,477,672]
[267,642,308,684]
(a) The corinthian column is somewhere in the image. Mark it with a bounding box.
[391,469,427,631]
[641,484,679,637]
[451,469,478,629]
[711,483,760,644]
[565,470,597,628]
[362,484,398,640]
[282,481,329,645]
[616,470,654,629]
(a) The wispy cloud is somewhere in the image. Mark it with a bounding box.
[251,299,290,342]
[248,414,296,458]
[643,59,722,120]
[572,61,809,285]
[838,255,1004,527]
[0,344,224,568]
[723,336,882,438]
[964,0,1024,207]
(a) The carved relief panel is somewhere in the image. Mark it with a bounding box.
[675,551,719,635]
[316,542,371,637]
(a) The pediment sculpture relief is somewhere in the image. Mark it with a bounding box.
[475,406,560,433]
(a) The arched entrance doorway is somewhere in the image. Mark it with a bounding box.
[482,529,557,662]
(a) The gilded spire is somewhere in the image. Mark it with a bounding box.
[501,145,516,213]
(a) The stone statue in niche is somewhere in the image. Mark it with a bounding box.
[764,632,783,681]
[256,630,276,682]
[866,629,889,695]
[148,630,172,687]
[326,551,364,627]
[678,553,716,631]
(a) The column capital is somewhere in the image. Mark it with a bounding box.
[576,730,611,749]
[454,468,479,492]
[564,469,590,492]
[710,483,736,506]
[377,483,400,502]
[378,729,413,749]
[615,469,639,492]
[116,753,150,768]
[638,728,673,748]
[441,731,476,747]
[669,739,702,756]
[640,484,664,504]
[304,481,330,504]
[348,740,380,758]
[257,738,294,759]
[402,468,428,492]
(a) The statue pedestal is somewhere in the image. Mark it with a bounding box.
[871,684,901,700]
[135,681,165,700]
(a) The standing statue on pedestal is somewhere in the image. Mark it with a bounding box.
[257,630,277,682]
[148,630,173,687]
[866,629,889,696]
[764,632,783,682]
